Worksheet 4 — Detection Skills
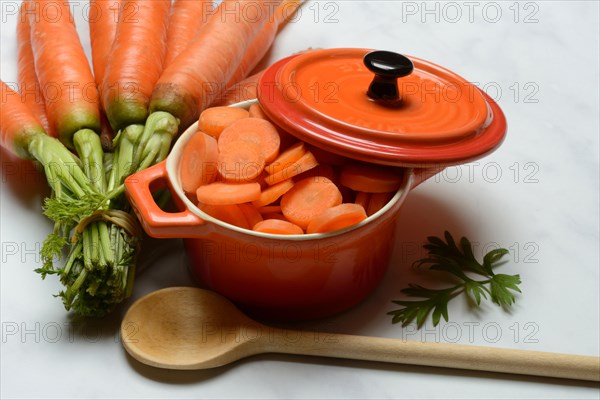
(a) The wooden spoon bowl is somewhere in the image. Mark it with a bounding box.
[122,287,265,369]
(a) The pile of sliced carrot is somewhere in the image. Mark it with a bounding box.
[180,105,404,235]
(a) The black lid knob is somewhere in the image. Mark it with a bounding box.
[364,51,413,107]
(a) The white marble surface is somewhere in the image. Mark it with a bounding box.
[1,0,599,398]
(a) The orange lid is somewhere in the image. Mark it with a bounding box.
[257,48,506,167]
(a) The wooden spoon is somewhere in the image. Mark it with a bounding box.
[121,287,600,381]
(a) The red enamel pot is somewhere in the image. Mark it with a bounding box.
[125,49,506,320]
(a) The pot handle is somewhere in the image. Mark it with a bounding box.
[411,166,445,189]
[125,161,207,238]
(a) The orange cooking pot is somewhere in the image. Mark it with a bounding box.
[125,49,506,320]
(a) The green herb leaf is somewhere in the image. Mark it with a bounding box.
[389,232,522,328]
[489,273,522,307]
[483,248,509,273]
[464,280,489,306]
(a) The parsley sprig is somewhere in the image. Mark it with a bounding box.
[388,231,522,328]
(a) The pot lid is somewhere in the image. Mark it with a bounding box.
[257,48,506,167]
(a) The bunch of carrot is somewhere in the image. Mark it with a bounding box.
[0,0,302,316]
[180,105,404,235]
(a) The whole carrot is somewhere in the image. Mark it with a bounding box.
[101,0,170,131]
[215,49,315,106]
[0,80,95,198]
[1,81,45,159]
[2,79,140,318]
[16,0,52,136]
[227,0,303,87]
[101,0,172,190]
[150,0,282,130]
[163,0,213,68]
[90,0,122,89]
[76,1,172,318]
[89,0,122,151]
[26,1,145,318]
[214,70,264,106]
[115,0,280,189]
[28,0,101,148]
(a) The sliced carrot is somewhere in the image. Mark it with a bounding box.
[218,117,280,162]
[196,181,261,205]
[248,103,268,119]
[254,169,270,189]
[253,219,304,235]
[366,192,395,216]
[238,202,263,228]
[264,142,305,175]
[199,106,250,138]
[252,179,294,208]
[264,150,318,186]
[258,205,281,214]
[354,191,371,210]
[280,176,342,229]
[340,163,403,193]
[306,203,367,234]
[198,203,249,229]
[217,140,265,182]
[180,131,218,193]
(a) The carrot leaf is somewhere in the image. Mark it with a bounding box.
[42,193,106,226]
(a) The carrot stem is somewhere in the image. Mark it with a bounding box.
[62,241,82,278]
[73,129,106,193]
[83,228,93,270]
[64,267,87,303]
[27,134,95,199]
[131,111,178,171]
[98,222,114,265]
[107,124,144,193]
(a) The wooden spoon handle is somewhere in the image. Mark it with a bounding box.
[266,331,600,381]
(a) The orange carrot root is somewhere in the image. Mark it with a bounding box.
[17,1,52,136]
